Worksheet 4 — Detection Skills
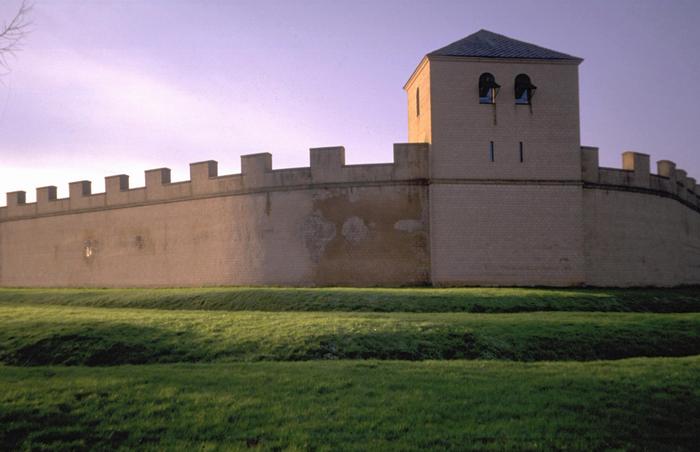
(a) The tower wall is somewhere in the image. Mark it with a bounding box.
[405,58,432,144]
[423,57,586,285]
[427,58,581,180]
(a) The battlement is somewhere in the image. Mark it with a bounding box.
[581,147,700,211]
[0,144,429,222]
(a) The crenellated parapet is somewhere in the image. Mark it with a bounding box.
[581,146,700,211]
[0,143,429,221]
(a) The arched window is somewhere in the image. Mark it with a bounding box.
[515,74,536,105]
[479,73,500,104]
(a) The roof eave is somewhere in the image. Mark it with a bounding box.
[426,54,583,65]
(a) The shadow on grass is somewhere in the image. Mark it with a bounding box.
[1,324,204,366]
[0,402,136,451]
[290,328,700,362]
[2,319,699,366]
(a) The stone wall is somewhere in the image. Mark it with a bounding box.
[0,144,430,287]
[581,148,700,286]
[3,143,700,287]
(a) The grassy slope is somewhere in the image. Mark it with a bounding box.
[1,288,699,450]
[1,357,699,451]
[0,304,699,364]
[1,286,700,313]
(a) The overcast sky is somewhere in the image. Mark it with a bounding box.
[1,0,699,203]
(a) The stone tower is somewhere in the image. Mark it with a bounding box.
[405,30,586,285]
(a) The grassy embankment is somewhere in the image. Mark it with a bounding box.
[1,287,699,450]
[2,286,699,313]
[1,305,699,364]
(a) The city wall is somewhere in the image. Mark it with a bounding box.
[581,148,700,286]
[0,144,430,287]
[2,142,700,287]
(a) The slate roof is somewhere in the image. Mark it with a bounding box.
[429,29,582,62]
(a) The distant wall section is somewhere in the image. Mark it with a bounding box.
[581,148,700,286]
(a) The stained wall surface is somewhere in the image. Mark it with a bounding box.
[3,146,700,288]
[0,145,430,287]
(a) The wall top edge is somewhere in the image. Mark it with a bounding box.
[581,146,700,211]
[0,144,430,219]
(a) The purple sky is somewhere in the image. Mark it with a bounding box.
[1,0,699,204]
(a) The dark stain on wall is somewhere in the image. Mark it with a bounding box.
[301,213,336,264]
[308,185,429,285]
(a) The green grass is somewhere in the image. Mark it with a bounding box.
[1,287,699,450]
[0,304,698,364]
[1,286,699,313]
[1,357,698,451]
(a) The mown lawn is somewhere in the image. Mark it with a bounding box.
[1,358,698,451]
[1,287,699,450]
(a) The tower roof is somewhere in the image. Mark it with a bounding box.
[428,29,582,62]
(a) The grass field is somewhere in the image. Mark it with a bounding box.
[1,287,699,450]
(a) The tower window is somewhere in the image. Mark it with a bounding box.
[519,142,524,162]
[489,141,495,162]
[416,87,420,116]
[515,74,536,105]
[479,73,500,104]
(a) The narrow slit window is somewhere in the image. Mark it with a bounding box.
[489,141,495,162]
[416,88,420,116]
[519,142,524,162]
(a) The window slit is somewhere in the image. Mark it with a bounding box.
[416,87,420,116]
[519,142,524,162]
